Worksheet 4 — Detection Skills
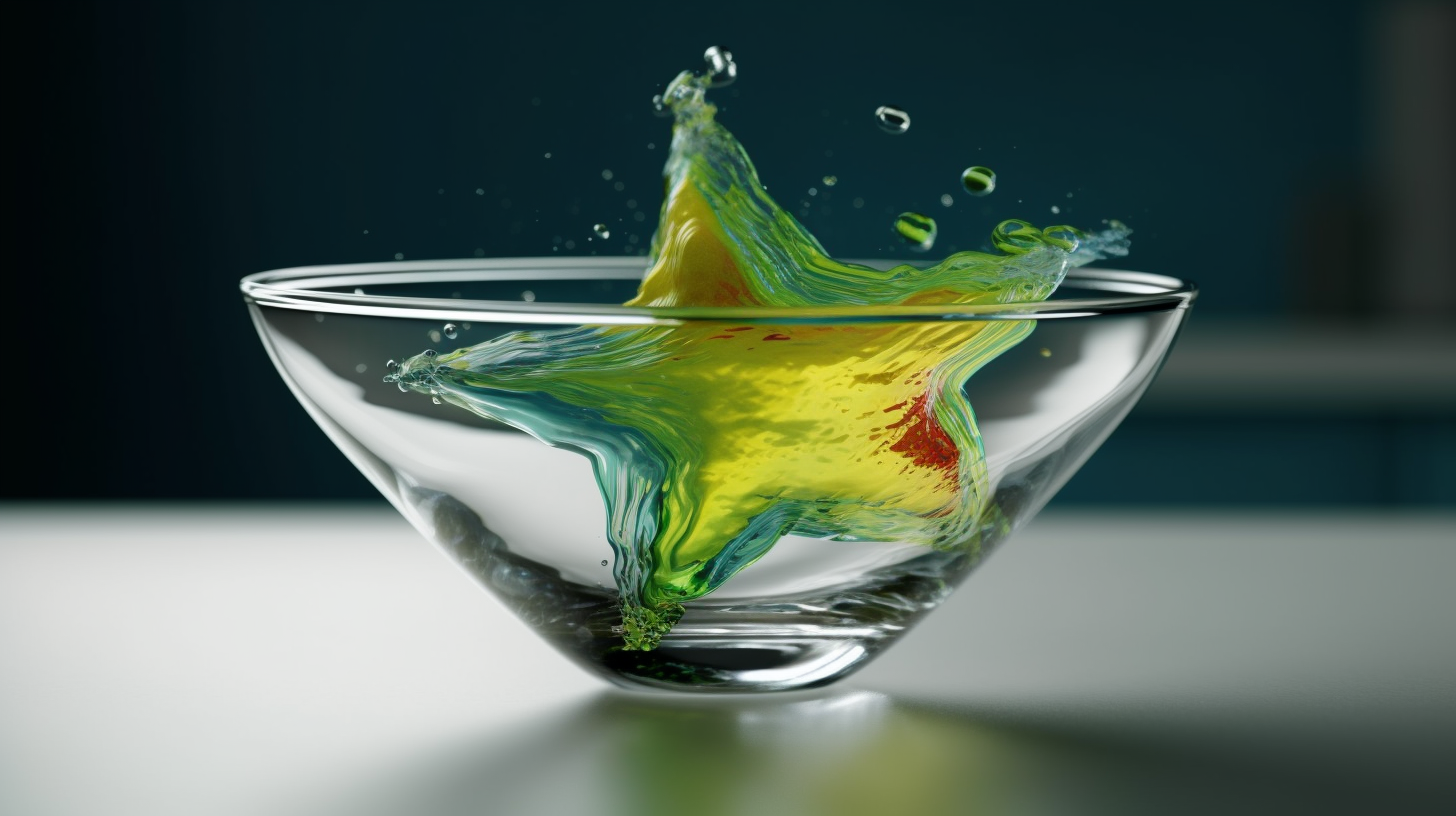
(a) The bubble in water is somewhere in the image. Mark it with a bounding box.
[423,349,437,358]
[875,105,910,134]
[397,382,408,392]
[961,166,996,196]
[1041,225,1083,252]
[432,396,442,405]
[703,46,737,87]
[940,193,954,207]
[428,329,442,343]
[314,313,325,322]
[522,290,537,302]
[992,219,1041,254]
[1050,205,1061,214]
[443,323,458,339]
[651,93,671,117]
[355,363,367,374]
[893,212,937,251]
[386,359,399,371]
[1039,348,1052,358]
[822,175,837,187]
[593,224,611,239]
[601,560,609,566]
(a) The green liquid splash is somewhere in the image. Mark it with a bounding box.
[389,68,1130,650]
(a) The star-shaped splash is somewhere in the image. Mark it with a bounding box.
[390,70,1128,649]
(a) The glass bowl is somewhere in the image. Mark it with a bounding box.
[242,258,1196,693]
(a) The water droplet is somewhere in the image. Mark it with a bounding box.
[355,363,367,374]
[423,349,437,358]
[822,175,838,187]
[592,224,611,239]
[601,560,609,567]
[432,396,442,405]
[386,360,398,371]
[961,166,996,196]
[703,46,737,87]
[874,105,910,134]
[992,219,1041,254]
[443,323,458,339]
[522,290,537,302]
[428,329,442,343]
[893,212,937,251]
[1041,225,1083,252]
[1039,348,1052,358]
[940,193,954,207]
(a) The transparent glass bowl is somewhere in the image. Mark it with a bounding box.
[242,258,1196,693]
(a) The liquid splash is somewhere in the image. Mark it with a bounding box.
[388,68,1130,650]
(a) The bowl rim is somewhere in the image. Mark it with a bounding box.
[241,257,1197,325]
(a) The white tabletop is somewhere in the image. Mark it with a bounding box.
[2,506,1453,815]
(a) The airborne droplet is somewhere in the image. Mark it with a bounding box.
[874,105,910,134]
[703,46,737,87]
[593,224,611,239]
[443,323,458,340]
[893,212,937,252]
[961,166,996,196]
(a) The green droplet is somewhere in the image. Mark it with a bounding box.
[961,166,996,196]
[893,212,937,251]
[1041,225,1084,252]
[992,219,1041,254]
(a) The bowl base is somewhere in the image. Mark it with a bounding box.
[591,634,881,693]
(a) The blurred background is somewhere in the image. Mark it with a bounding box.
[3,0,1452,505]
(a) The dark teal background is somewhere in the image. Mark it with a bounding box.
[7,0,1448,504]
